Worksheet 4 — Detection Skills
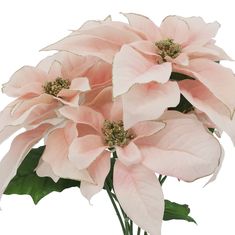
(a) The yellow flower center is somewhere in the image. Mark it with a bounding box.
[102,120,135,147]
[43,77,70,96]
[155,38,181,61]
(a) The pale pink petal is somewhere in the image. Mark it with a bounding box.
[87,87,123,121]
[130,41,159,56]
[182,44,221,59]
[11,96,58,127]
[59,106,104,133]
[80,151,110,201]
[0,95,58,144]
[0,125,22,145]
[2,66,47,97]
[56,77,91,106]
[11,94,55,119]
[42,122,92,182]
[42,35,121,64]
[205,43,232,60]
[184,16,220,46]
[0,99,22,132]
[116,142,142,166]
[56,90,80,106]
[37,51,98,76]
[204,148,224,186]
[160,16,190,44]
[84,60,112,88]
[68,135,106,169]
[48,60,63,79]
[73,23,143,45]
[114,160,164,235]
[165,53,189,66]
[69,77,91,91]
[178,58,235,113]
[113,45,172,97]
[122,81,180,129]
[140,111,222,182]
[194,109,217,129]
[132,121,166,141]
[179,79,235,145]
[27,111,63,128]
[0,124,51,196]
[36,159,60,183]
[122,13,162,41]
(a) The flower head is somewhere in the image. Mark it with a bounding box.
[43,14,235,139]
[57,87,222,235]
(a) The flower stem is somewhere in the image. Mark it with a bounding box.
[137,227,141,235]
[158,174,167,185]
[104,182,126,234]
[130,220,133,235]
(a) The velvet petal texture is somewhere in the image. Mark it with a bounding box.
[114,161,164,235]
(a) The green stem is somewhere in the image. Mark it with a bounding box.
[144,232,148,235]
[107,177,132,235]
[104,182,126,234]
[130,220,133,235]
[159,175,167,185]
[137,227,141,235]
[124,218,130,235]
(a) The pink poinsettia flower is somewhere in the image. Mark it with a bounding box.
[0,52,112,198]
[111,14,235,128]
[43,13,234,129]
[56,87,222,235]
[0,51,112,143]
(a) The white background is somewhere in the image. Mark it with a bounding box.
[0,0,235,234]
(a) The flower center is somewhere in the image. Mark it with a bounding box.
[155,38,181,61]
[43,77,70,96]
[102,120,135,147]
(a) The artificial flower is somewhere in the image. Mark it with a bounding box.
[43,14,234,131]
[56,87,222,235]
[0,51,111,144]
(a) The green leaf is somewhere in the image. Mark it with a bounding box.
[164,200,197,224]
[208,128,215,133]
[4,146,80,204]
[168,94,194,113]
[169,72,194,113]
[170,72,193,82]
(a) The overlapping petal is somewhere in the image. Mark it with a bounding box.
[140,111,222,182]
[122,81,180,129]
[113,45,172,97]
[179,79,235,145]
[41,121,92,182]
[114,161,164,235]
[68,134,106,169]
[175,58,235,114]
[0,124,51,197]
[80,151,110,201]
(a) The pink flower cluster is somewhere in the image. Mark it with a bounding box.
[1,13,234,234]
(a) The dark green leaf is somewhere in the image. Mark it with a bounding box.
[4,146,80,204]
[164,200,197,224]
[169,72,194,113]
[168,94,194,113]
[208,128,215,133]
[170,72,194,82]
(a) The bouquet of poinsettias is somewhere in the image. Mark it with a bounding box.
[1,13,234,235]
